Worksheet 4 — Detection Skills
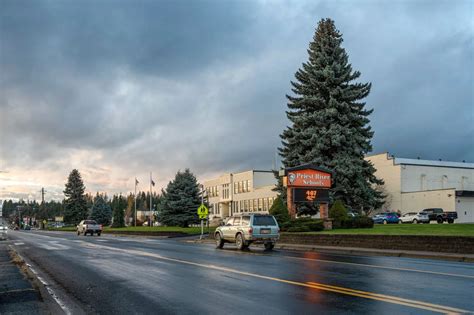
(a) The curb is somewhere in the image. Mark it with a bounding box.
[188,239,474,263]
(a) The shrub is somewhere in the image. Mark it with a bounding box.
[284,217,324,232]
[269,196,290,226]
[287,226,311,232]
[329,200,348,227]
[339,216,374,229]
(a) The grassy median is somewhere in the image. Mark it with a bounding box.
[316,223,474,236]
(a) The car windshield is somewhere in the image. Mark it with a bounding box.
[253,216,276,226]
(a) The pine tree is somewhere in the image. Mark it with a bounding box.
[279,18,384,212]
[63,169,88,225]
[90,194,112,225]
[111,194,126,227]
[158,169,201,227]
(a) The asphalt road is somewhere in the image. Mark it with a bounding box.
[7,230,474,314]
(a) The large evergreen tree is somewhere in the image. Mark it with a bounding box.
[158,169,201,227]
[90,194,112,225]
[111,194,126,227]
[279,18,384,212]
[63,169,88,225]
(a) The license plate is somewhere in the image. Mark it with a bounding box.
[261,229,270,234]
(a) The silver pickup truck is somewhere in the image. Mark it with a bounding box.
[77,220,102,236]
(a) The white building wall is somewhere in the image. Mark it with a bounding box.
[401,189,456,213]
[401,165,474,192]
[365,153,402,211]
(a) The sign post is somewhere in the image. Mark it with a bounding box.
[197,185,209,239]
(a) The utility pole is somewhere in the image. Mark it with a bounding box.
[134,178,139,227]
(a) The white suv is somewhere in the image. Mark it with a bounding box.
[400,212,429,224]
[215,214,280,250]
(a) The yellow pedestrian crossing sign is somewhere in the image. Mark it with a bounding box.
[197,204,208,219]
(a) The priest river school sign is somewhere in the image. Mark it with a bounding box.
[283,164,333,220]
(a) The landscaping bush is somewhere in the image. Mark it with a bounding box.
[284,217,324,232]
[329,200,348,228]
[340,216,374,229]
[287,226,311,232]
[269,196,290,226]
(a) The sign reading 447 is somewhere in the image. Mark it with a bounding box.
[197,204,208,219]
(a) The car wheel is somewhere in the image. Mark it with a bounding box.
[264,243,275,251]
[413,219,418,224]
[383,220,387,225]
[235,233,244,250]
[77,230,80,236]
[97,232,101,236]
[215,233,224,249]
[437,217,443,224]
[448,219,454,224]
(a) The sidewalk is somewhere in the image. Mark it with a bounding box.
[0,242,47,314]
[188,238,474,262]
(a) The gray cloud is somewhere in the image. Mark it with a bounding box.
[0,0,472,200]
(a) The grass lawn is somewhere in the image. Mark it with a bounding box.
[314,223,474,236]
[49,226,215,235]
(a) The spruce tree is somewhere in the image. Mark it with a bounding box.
[158,169,201,227]
[63,169,88,225]
[279,18,384,212]
[90,194,112,225]
[269,196,290,225]
[111,194,126,227]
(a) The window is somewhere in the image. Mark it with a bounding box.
[249,199,254,212]
[247,180,250,192]
[238,182,242,193]
[233,216,241,226]
[263,198,268,211]
[253,199,257,211]
[226,217,234,225]
[258,198,263,211]
[253,215,277,226]
[242,216,250,226]
[234,184,238,194]
[244,200,248,211]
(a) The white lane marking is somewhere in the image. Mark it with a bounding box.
[38,241,70,250]
[95,239,108,242]
[14,242,25,245]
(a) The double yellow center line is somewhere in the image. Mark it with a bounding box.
[80,242,469,314]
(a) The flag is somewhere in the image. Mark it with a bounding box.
[135,178,139,185]
[151,179,155,186]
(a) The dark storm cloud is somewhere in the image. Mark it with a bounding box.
[0,0,472,199]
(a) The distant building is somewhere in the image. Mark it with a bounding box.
[366,153,474,223]
[202,170,278,220]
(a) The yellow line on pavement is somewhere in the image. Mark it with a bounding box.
[81,242,469,314]
[306,282,466,314]
[213,248,474,280]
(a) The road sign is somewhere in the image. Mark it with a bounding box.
[197,204,208,219]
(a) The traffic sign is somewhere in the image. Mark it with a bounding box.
[197,204,208,219]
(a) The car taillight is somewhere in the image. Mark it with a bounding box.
[249,228,253,234]
[100,225,103,229]
[85,224,88,229]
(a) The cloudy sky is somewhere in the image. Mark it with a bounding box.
[0,0,472,201]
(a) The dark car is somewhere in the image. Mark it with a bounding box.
[372,212,400,224]
[422,208,457,224]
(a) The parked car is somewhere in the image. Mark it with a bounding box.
[372,212,400,224]
[399,212,429,224]
[215,214,280,250]
[76,220,103,236]
[0,225,7,240]
[422,208,457,224]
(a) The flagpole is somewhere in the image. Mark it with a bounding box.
[134,177,137,227]
[150,172,152,228]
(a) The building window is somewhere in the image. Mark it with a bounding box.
[246,180,250,192]
[258,198,263,211]
[234,184,238,194]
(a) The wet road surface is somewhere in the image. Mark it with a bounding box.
[7,230,474,314]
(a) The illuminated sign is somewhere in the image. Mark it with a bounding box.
[293,189,329,203]
[287,169,331,188]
